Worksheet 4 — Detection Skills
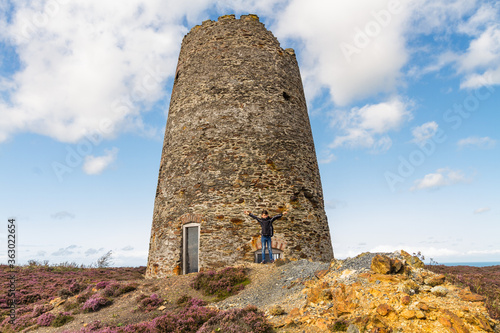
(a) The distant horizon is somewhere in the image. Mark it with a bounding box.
[2,261,499,268]
[2,256,499,269]
[435,261,500,267]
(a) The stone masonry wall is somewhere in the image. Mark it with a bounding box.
[146,14,334,278]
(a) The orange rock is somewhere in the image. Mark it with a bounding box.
[401,295,411,305]
[400,250,411,257]
[472,313,494,332]
[401,279,420,294]
[368,314,390,331]
[417,302,429,311]
[399,250,425,268]
[424,274,446,286]
[376,303,394,316]
[371,254,392,274]
[391,258,404,274]
[439,316,453,328]
[415,310,426,319]
[307,284,326,303]
[284,318,296,327]
[458,291,485,302]
[314,269,329,279]
[400,309,416,319]
[439,309,470,333]
[369,273,398,283]
[315,318,330,331]
[336,302,353,315]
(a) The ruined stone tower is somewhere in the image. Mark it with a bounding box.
[146,14,334,278]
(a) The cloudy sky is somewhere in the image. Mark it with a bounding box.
[1,0,499,266]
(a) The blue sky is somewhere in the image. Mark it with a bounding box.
[1,0,499,266]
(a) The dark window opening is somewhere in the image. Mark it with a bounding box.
[175,71,180,81]
[282,91,291,101]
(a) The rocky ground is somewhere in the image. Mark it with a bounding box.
[26,250,499,332]
[207,250,498,333]
[269,251,498,333]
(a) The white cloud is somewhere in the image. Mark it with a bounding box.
[0,1,296,144]
[271,0,491,106]
[330,97,411,152]
[274,0,411,105]
[474,207,491,214]
[454,4,500,89]
[412,52,460,78]
[318,153,336,164]
[400,2,500,90]
[214,0,286,16]
[466,249,500,255]
[457,136,496,149]
[0,0,215,144]
[457,3,499,36]
[407,0,478,35]
[460,26,500,72]
[122,245,134,251]
[82,147,118,175]
[112,249,149,267]
[51,211,75,220]
[411,121,438,144]
[52,244,79,256]
[411,168,469,191]
[459,25,500,89]
[85,248,101,256]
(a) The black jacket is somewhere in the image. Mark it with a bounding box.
[249,213,283,237]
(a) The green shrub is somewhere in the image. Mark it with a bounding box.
[52,312,74,327]
[329,320,348,331]
[190,266,248,299]
[176,294,193,306]
[116,283,137,296]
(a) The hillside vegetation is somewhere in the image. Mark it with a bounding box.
[0,252,498,332]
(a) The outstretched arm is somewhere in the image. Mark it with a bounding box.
[270,211,287,222]
[244,211,259,220]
